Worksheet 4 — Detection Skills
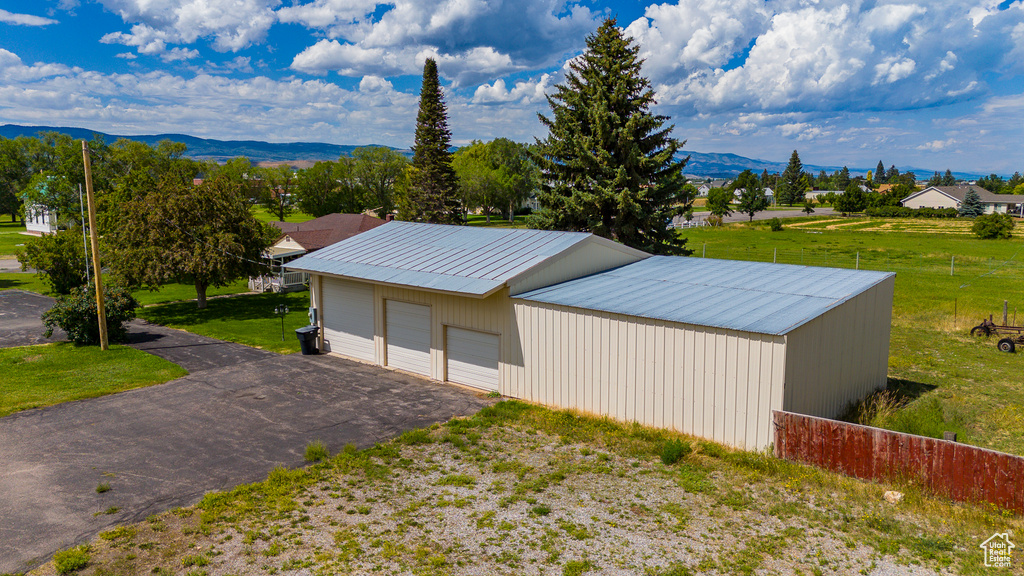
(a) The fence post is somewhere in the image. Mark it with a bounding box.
[702,243,706,258]
[951,255,954,276]
[773,248,777,263]
[856,252,859,269]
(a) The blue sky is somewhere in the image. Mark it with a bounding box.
[1,0,1023,173]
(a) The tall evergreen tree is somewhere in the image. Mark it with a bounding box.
[941,169,956,186]
[836,166,851,189]
[927,171,942,186]
[959,188,985,217]
[875,160,885,186]
[406,58,461,224]
[531,18,692,255]
[778,150,803,205]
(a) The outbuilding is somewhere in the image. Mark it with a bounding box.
[286,221,894,450]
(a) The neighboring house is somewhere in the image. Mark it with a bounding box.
[731,187,775,203]
[697,179,731,197]
[250,213,386,292]
[286,221,894,450]
[24,203,57,235]
[900,186,1024,215]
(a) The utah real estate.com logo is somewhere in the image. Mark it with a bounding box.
[980,532,1014,568]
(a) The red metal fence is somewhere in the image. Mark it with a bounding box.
[773,410,1024,514]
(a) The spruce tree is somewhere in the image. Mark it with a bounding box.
[875,160,885,186]
[779,150,803,205]
[959,188,985,217]
[942,169,956,186]
[531,18,692,255]
[406,58,461,224]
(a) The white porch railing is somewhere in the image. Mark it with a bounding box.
[248,271,309,293]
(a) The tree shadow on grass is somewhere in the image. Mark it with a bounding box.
[138,291,309,325]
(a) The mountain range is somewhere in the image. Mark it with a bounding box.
[0,124,993,180]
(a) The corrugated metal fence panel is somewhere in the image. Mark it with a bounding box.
[509,300,788,450]
[773,410,1024,514]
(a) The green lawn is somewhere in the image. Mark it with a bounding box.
[132,279,251,306]
[251,207,316,224]
[0,343,188,417]
[0,231,30,259]
[465,213,530,227]
[680,217,1024,456]
[137,291,312,354]
[0,272,51,294]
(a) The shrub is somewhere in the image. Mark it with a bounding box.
[42,285,139,345]
[705,215,723,227]
[972,213,1015,239]
[15,228,88,294]
[304,440,330,462]
[95,482,110,493]
[660,439,692,465]
[768,217,783,232]
[864,206,958,218]
[53,545,90,574]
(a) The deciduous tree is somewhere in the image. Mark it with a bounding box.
[107,176,276,308]
[531,18,692,254]
[732,170,767,221]
[352,146,408,217]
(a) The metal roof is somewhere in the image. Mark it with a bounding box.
[285,220,604,296]
[516,256,894,335]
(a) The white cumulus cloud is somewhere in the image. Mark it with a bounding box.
[0,9,59,26]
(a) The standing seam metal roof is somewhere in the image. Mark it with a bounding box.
[285,220,608,296]
[515,256,894,335]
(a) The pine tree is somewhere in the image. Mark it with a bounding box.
[531,18,692,255]
[941,169,956,186]
[927,171,942,186]
[837,166,851,189]
[405,58,461,224]
[959,188,985,217]
[778,150,803,205]
[875,160,885,186]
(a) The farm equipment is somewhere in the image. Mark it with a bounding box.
[970,317,1024,353]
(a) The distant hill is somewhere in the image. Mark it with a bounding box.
[0,123,991,179]
[0,124,406,163]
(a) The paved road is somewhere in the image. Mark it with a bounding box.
[0,258,25,273]
[0,290,66,346]
[0,352,492,573]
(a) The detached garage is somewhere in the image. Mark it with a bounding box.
[287,222,894,450]
[286,221,647,392]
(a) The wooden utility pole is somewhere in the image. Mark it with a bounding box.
[82,141,108,351]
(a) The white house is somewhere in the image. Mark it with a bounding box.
[901,185,1024,215]
[286,222,894,450]
[24,203,57,235]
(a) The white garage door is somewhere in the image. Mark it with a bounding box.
[385,300,431,376]
[446,327,499,391]
[322,278,375,361]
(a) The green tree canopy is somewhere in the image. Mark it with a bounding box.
[352,146,408,217]
[405,58,461,224]
[453,139,538,223]
[706,187,733,217]
[732,170,767,221]
[778,150,803,205]
[942,169,956,186]
[958,188,985,217]
[107,176,276,308]
[976,174,1005,193]
[530,18,692,255]
[0,137,32,222]
[833,182,866,215]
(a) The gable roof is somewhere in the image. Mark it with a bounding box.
[268,213,386,253]
[285,220,647,297]
[901,185,1024,205]
[516,256,894,336]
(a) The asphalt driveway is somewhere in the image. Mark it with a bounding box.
[0,289,66,346]
[0,345,493,573]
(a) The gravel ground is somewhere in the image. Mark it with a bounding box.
[36,414,986,576]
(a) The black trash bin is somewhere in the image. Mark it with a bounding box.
[295,325,319,355]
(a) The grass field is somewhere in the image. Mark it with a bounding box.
[38,401,1022,576]
[465,213,530,227]
[0,272,51,294]
[0,343,188,417]
[681,216,1024,456]
[131,279,251,306]
[251,207,316,224]
[136,291,312,354]
[0,220,29,259]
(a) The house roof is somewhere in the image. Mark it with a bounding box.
[515,256,894,336]
[901,185,1024,205]
[269,214,386,252]
[285,220,645,297]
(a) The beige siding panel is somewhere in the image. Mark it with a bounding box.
[507,240,646,296]
[902,189,960,210]
[783,276,893,421]
[509,300,787,450]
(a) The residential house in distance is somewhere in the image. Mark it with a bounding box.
[250,213,386,292]
[901,185,1024,216]
[24,204,57,235]
[696,179,731,197]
